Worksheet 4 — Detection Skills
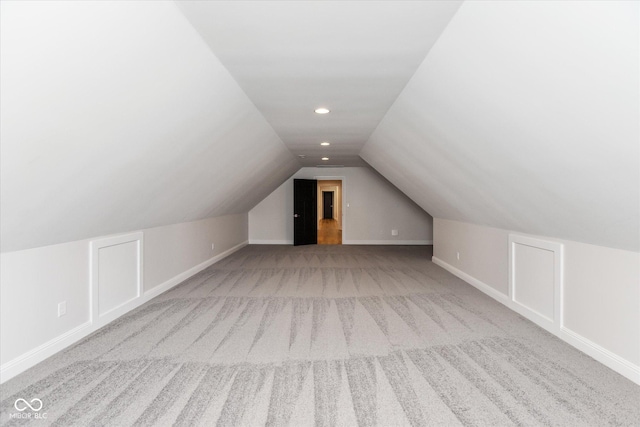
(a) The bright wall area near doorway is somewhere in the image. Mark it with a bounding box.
[249,167,433,244]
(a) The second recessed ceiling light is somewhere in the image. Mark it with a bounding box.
[321,142,330,146]
[314,108,330,114]
[322,157,329,161]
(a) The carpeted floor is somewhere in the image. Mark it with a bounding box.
[1,245,639,426]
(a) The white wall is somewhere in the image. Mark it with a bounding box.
[434,219,509,295]
[144,214,247,291]
[0,214,248,383]
[362,1,639,252]
[433,218,640,384]
[0,1,298,253]
[249,167,432,244]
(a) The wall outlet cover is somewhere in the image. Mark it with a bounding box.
[58,301,67,317]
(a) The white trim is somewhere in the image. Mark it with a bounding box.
[0,321,92,384]
[432,256,509,304]
[344,240,433,245]
[560,326,640,384]
[0,240,248,384]
[250,239,433,245]
[431,255,640,386]
[509,234,564,334]
[143,240,247,300]
[249,239,293,245]
[90,232,144,323]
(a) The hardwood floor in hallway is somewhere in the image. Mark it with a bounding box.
[318,218,341,244]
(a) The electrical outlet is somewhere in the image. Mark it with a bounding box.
[391,229,399,236]
[211,243,215,251]
[456,251,460,260]
[58,301,67,317]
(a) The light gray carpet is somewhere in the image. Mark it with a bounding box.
[1,245,639,426]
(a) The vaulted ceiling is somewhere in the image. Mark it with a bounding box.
[1,1,637,253]
[362,1,639,251]
[176,1,462,167]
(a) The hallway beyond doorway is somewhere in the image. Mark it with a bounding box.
[317,179,343,245]
[318,218,341,244]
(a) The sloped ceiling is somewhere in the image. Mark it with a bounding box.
[176,1,462,167]
[361,1,639,251]
[0,1,299,252]
[2,1,637,254]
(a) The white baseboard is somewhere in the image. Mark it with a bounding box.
[249,239,293,245]
[0,321,92,384]
[343,240,433,245]
[431,256,640,386]
[560,326,640,384]
[432,256,508,304]
[143,240,247,300]
[0,240,248,384]
[434,255,562,341]
[249,239,433,246]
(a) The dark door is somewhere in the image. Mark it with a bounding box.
[294,179,317,246]
[322,191,333,219]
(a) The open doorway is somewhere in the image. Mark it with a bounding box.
[317,180,342,244]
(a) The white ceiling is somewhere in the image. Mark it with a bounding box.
[0,1,299,252]
[362,1,639,251]
[176,1,463,166]
[2,1,636,253]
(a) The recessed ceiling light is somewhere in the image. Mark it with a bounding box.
[320,142,330,146]
[322,157,329,161]
[314,108,330,114]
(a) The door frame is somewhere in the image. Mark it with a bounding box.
[315,176,346,243]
